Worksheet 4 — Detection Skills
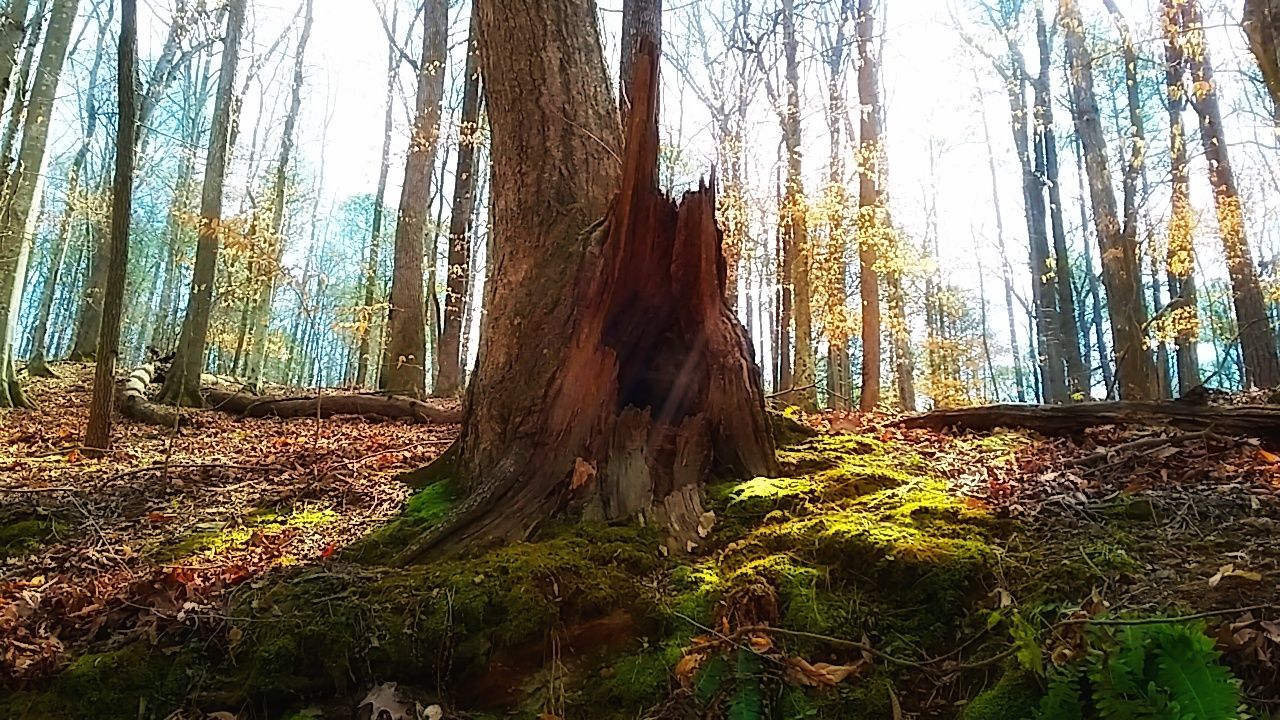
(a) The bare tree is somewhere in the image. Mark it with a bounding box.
[85,0,138,451]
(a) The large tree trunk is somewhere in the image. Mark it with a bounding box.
[245,0,314,390]
[434,9,482,397]
[856,0,882,412]
[1245,0,1280,108]
[84,0,138,452]
[1060,0,1156,401]
[1180,0,1280,389]
[396,15,775,563]
[0,0,79,409]
[619,0,661,120]
[159,0,246,407]
[380,0,447,397]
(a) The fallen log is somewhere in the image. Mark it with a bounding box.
[119,364,184,428]
[896,401,1280,439]
[202,388,462,424]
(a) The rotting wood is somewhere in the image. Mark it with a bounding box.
[898,402,1280,438]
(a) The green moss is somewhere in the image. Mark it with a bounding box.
[0,644,197,720]
[152,506,339,562]
[578,650,672,715]
[344,479,460,563]
[229,523,663,703]
[0,517,62,559]
[961,671,1040,720]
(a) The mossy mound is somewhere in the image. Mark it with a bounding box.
[151,505,338,562]
[226,523,664,710]
[0,514,64,559]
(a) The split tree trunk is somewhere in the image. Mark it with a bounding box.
[396,24,776,562]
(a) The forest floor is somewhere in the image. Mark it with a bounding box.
[1,365,1280,719]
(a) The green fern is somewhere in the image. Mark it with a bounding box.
[1036,667,1084,720]
[727,648,765,720]
[1151,625,1238,720]
[1029,621,1238,720]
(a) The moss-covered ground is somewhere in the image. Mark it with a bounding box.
[3,416,1277,719]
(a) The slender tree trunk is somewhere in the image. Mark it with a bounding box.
[1162,0,1202,395]
[0,0,46,204]
[980,97,1026,402]
[380,0,448,397]
[85,0,137,451]
[1035,9,1086,398]
[887,268,914,410]
[159,0,246,407]
[1060,0,1156,400]
[0,0,78,408]
[355,7,400,389]
[856,0,882,411]
[822,7,852,411]
[245,0,313,390]
[778,0,816,410]
[435,11,482,396]
[1180,0,1280,388]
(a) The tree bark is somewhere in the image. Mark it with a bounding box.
[84,0,138,452]
[1059,0,1157,400]
[1180,0,1280,389]
[856,0,882,412]
[1245,0,1280,108]
[779,0,816,411]
[245,0,314,390]
[396,18,775,563]
[1161,0,1202,396]
[619,0,661,121]
[355,8,400,389]
[434,9,482,397]
[380,0,448,397]
[0,0,79,409]
[0,0,31,122]
[1035,9,1086,398]
[159,0,246,407]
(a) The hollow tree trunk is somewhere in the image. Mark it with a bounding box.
[396,21,776,563]
[434,9,482,397]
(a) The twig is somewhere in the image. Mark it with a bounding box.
[1054,604,1275,627]
[0,486,77,493]
[1068,430,1216,468]
[108,462,283,481]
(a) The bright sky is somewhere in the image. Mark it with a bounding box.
[51,0,1279,390]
